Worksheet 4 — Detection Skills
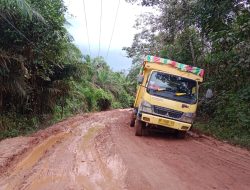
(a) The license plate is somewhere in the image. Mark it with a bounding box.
[159,119,174,126]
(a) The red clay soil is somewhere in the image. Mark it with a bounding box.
[0,109,250,190]
[0,114,88,176]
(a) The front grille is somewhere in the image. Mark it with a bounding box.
[153,105,183,119]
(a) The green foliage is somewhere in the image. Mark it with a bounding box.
[213,88,250,128]
[94,88,112,111]
[0,0,44,21]
[160,27,203,66]
[0,0,134,140]
[0,0,74,118]
[51,56,134,121]
[0,114,39,139]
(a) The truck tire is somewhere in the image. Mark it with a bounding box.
[176,131,187,139]
[130,112,136,127]
[130,119,135,127]
[135,119,145,136]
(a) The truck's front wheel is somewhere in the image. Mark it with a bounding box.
[130,112,136,127]
[135,119,145,136]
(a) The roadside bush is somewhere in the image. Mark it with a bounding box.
[0,115,39,140]
[195,85,250,148]
[95,89,112,111]
[112,101,122,109]
[117,90,133,108]
[214,89,250,128]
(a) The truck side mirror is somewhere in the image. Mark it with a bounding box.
[137,75,144,84]
[205,89,213,99]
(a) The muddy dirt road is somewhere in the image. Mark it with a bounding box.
[0,109,250,190]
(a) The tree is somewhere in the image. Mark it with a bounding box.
[0,0,78,123]
[0,0,44,20]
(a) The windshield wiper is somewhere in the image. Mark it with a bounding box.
[151,87,173,92]
[156,88,168,92]
[175,92,187,96]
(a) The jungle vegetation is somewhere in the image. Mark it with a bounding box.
[0,0,134,139]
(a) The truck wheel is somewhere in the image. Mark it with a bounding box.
[135,119,145,136]
[176,131,187,139]
[130,119,135,127]
[130,112,136,127]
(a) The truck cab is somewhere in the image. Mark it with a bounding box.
[131,55,204,138]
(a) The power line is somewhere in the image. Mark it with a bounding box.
[82,0,91,56]
[98,0,103,57]
[106,0,121,58]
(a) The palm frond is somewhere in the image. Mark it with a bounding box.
[0,49,28,96]
[0,0,45,22]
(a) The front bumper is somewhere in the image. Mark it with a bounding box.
[140,112,192,131]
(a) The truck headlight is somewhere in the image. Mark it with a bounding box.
[181,112,196,123]
[140,100,153,114]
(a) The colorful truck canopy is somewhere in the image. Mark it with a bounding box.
[144,55,205,78]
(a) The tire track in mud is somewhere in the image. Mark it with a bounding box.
[0,111,128,190]
[0,109,250,190]
[0,114,90,178]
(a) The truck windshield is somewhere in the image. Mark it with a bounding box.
[147,71,198,104]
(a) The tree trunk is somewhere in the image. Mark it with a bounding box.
[0,91,3,130]
[61,96,65,119]
[61,105,64,119]
[189,37,196,65]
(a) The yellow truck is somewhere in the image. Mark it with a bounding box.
[130,55,204,138]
